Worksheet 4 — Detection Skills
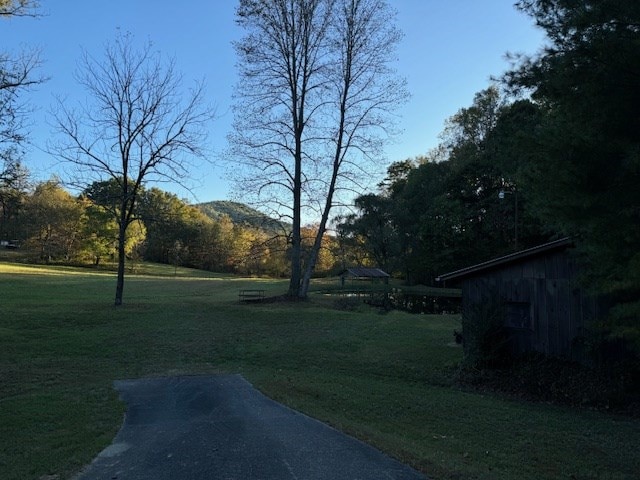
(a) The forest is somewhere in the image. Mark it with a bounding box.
[0,178,344,277]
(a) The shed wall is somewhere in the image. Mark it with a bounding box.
[462,249,599,358]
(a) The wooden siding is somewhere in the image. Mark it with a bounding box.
[461,249,599,358]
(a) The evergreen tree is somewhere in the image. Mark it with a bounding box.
[505,0,640,343]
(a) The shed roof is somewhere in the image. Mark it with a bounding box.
[340,267,390,278]
[436,237,573,283]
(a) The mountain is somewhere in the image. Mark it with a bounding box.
[197,201,290,233]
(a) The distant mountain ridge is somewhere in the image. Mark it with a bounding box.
[197,201,289,233]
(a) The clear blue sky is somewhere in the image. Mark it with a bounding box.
[1,1,546,204]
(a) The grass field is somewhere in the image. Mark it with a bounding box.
[1,262,639,479]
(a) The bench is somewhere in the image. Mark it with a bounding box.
[239,289,265,303]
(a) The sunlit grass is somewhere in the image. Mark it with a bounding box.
[0,259,245,279]
[0,262,114,276]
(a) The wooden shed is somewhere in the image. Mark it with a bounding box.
[339,267,390,286]
[437,238,602,359]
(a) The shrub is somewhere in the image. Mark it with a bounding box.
[461,290,511,368]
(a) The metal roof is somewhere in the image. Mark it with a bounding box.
[436,237,573,283]
[340,267,390,278]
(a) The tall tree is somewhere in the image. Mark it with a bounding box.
[231,0,406,298]
[51,33,212,306]
[440,86,504,156]
[504,0,640,341]
[1,0,43,186]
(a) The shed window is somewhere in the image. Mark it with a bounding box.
[505,302,532,330]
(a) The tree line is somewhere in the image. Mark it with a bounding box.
[337,87,549,285]
[0,175,344,276]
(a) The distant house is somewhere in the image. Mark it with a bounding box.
[436,238,603,359]
[339,267,390,286]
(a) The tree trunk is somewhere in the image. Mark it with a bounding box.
[299,181,333,298]
[300,127,342,297]
[288,148,303,298]
[288,239,302,297]
[300,34,349,298]
[114,221,126,306]
[300,228,323,298]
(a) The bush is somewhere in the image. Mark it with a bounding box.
[461,290,511,368]
[574,328,640,397]
[456,353,639,414]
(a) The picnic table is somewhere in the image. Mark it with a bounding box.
[238,289,265,302]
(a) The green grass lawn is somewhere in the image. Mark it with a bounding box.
[1,262,638,479]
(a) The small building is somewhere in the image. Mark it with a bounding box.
[436,238,602,359]
[339,267,390,286]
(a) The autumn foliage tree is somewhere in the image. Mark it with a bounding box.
[22,180,85,262]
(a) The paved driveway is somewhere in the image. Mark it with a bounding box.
[75,375,426,479]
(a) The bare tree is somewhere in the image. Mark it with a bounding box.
[1,0,42,121]
[231,0,331,298]
[0,50,41,157]
[51,33,212,306]
[1,0,44,181]
[230,0,407,298]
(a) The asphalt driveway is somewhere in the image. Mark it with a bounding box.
[74,375,426,479]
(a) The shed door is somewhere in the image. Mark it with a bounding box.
[505,302,533,353]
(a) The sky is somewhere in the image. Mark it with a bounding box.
[1,1,547,205]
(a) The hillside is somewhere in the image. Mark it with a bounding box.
[197,201,289,233]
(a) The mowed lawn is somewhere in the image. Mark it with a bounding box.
[1,262,638,480]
